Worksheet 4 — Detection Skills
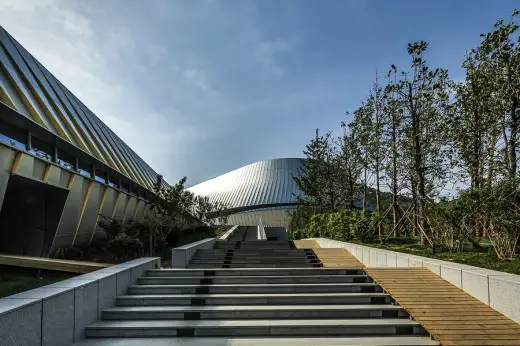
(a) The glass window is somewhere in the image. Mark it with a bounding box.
[78,160,91,178]
[94,169,106,184]
[57,149,75,171]
[120,182,129,193]
[30,136,53,162]
[108,176,118,188]
[0,120,26,150]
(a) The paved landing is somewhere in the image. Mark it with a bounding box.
[367,267,520,346]
[0,254,111,273]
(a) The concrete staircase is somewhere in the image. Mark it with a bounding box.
[187,240,320,268]
[84,239,437,345]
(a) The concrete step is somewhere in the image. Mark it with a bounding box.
[214,245,292,249]
[103,304,408,320]
[192,256,315,260]
[85,319,425,338]
[193,252,314,256]
[192,253,314,258]
[215,242,292,245]
[196,249,308,252]
[187,264,317,268]
[137,274,373,285]
[146,268,364,277]
[190,257,315,262]
[117,292,391,306]
[74,336,439,346]
[188,260,316,265]
[127,283,381,295]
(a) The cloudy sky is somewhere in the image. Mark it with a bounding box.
[0,0,517,185]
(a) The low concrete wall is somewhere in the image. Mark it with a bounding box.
[308,237,520,324]
[0,257,160,346]
[220,225,239,240]
[171,238,216,268]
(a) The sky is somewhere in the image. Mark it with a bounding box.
[0,0,517,186]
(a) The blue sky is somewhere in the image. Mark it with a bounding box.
[0,0,517,186]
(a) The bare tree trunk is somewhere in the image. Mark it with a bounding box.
[508,99,518,176]
[409,83,426,245]
[375,94,382,241]
[363,167,367,211]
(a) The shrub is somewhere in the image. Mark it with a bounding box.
[104,232,144,262]
[308,213,328,237]
[350,210,375,242]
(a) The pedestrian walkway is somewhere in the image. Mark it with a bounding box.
[294,240,520,346]
[367,267,520,346]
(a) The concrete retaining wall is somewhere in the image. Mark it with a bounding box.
[171,238,216,268]
[308,237,520,324]
[0,257,160,346]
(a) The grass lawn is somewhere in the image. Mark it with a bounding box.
[355,237,520,275]
[0,266,77,298]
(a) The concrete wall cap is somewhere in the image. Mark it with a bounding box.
[4,286,72,300]
[174,238,215,250]
[0,298,40,316]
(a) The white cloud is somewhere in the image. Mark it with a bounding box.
[183,68,209,91]
[0,0,215,181]
[0,0,311,183]
[253,39,294,75]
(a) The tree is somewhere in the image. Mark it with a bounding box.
[472,10,520,177]
[349,73,386,240]
[338,122,363,210]
[294,129,331,213]
[387,41,453,246]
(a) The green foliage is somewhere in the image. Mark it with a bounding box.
[327,209,355,241]
[293,209,380,243]
[104,232,144,262]
[350,211,378,243]
[292,10,520,260]
[308,213,328,237]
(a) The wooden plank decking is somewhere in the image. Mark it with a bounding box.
[292,241,520,345]
[367,267,520,345]
[293,240,364,268]
[292,240,320,249]
[0,254,111,273]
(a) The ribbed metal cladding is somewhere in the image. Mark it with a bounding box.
[187,158,304,211]
[0,26,165,191]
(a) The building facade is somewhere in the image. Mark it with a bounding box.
[187,158,304,229]
[0,27,166,257]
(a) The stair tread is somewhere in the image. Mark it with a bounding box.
[141,275,369,279]
[105,304,403,312]
[151,268,360,272]
[121,292,389,298]
[74,336,438,346]
[129,283,377,288]
[87,318,420,328]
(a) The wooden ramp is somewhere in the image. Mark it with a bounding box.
[367,267,520,346]
[292,240,320,249]
[292,241,520,345]
[0,254,111,273]
[293,240,364,268]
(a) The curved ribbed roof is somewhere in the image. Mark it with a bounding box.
[187,158,304,212]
